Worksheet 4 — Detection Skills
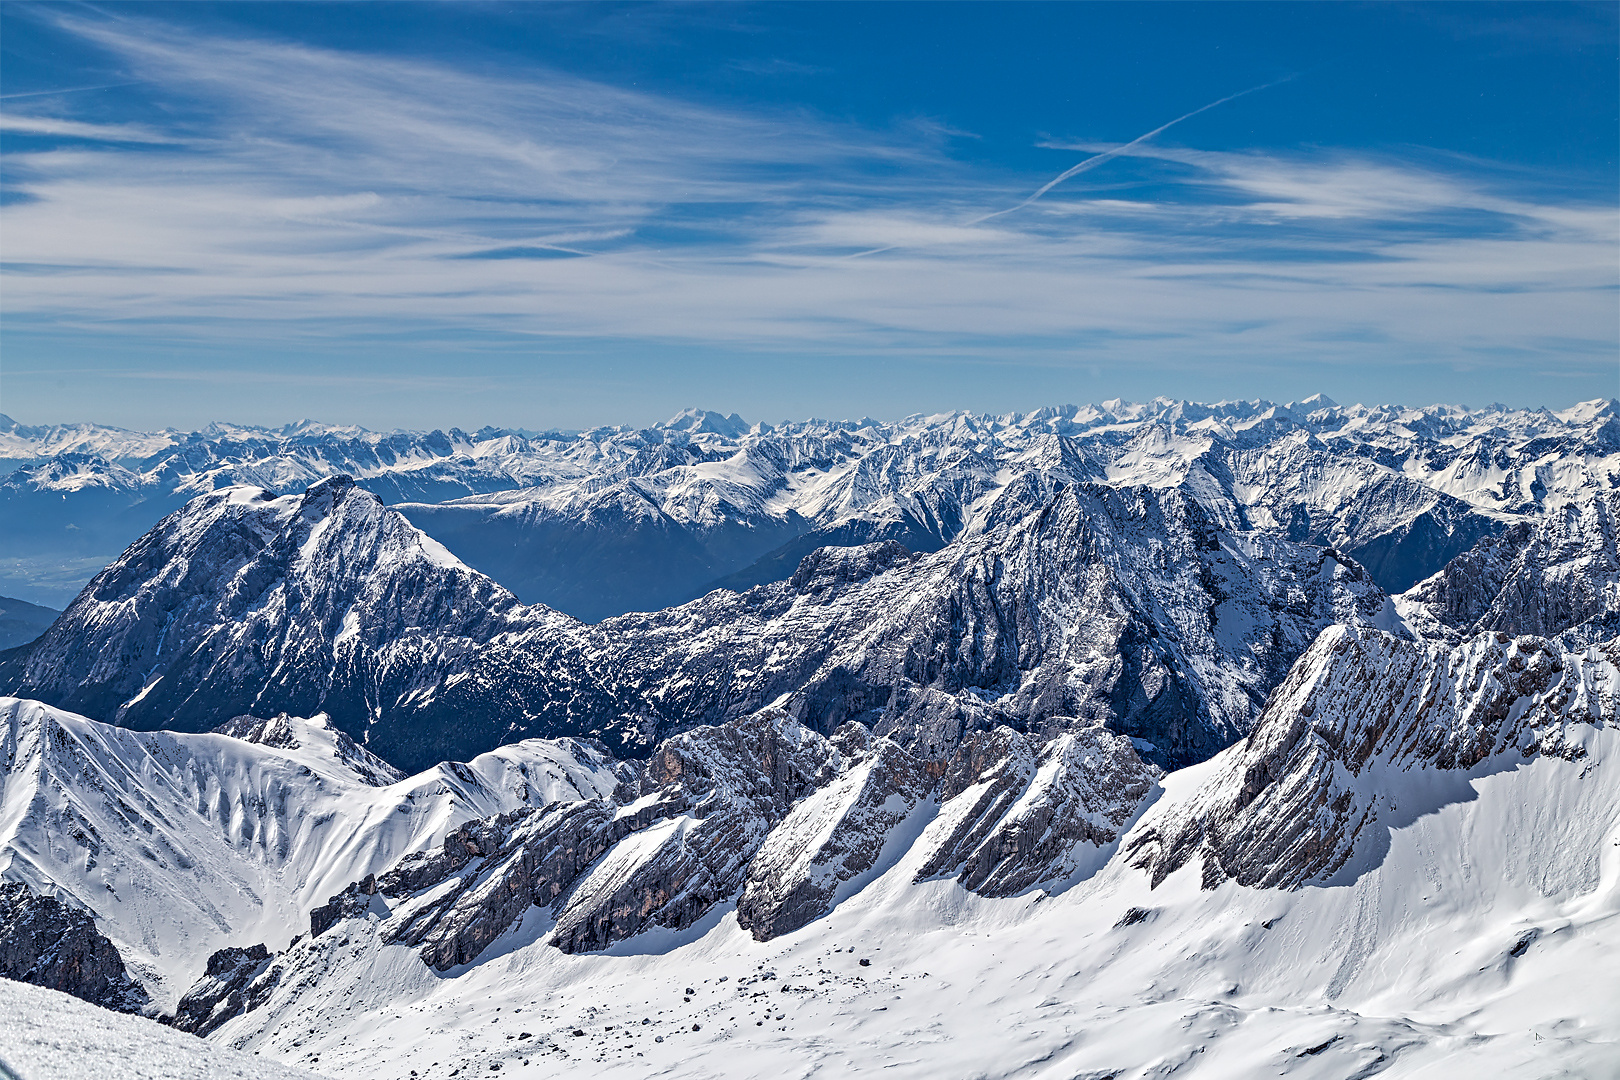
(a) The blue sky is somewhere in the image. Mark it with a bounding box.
[1,2,1615,431]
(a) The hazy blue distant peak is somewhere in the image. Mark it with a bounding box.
[274,419,374,439]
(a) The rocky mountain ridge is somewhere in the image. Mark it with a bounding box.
[3,473,1404,772]
[1125,625,1615,890]
[1399,490,1620,648]
[105,611,1616,1064]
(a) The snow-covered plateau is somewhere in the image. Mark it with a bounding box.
[0,398,1617,1079]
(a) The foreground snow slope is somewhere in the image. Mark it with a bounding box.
[0,697,623,1008]
[209,636,1618,1079]
[0,977,323,1080]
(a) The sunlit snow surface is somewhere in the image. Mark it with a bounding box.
[0,978,321,1080]
[0,698,624,1010]
[209,725,1620,1079]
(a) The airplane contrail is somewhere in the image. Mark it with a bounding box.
[841,75,1293,260]
[969,75,1295,226]
[0,82,141,100]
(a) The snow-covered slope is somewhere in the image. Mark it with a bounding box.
[192,625,1619,1080]
[2,616,1616,1077]
[0,977,323,1080]
[0,697,623,1007]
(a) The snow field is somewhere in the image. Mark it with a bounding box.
[214,724,1619,1079]
[0,977,324,1080]
[0,699,622,1009]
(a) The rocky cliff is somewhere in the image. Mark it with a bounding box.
[1124,625,1617,890]
[0,880,147,1011]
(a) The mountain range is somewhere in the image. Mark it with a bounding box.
[1,398,1617,1080]
[4,397,1615,614]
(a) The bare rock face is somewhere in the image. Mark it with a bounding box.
[365,708,838,966]
[1126,625,1618,891]
[912,728,1037,884]
[611,483,1400,771]
[736,735,929,941]
[915,723,1158,897]
[548,709,835,954]
[0,880,147,1012]
[309,874,381,939]
[165,944,273,1036]
[381,800,670,970]
[1402,493,1620,646]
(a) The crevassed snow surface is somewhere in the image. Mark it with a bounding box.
[214,724,1620,1079]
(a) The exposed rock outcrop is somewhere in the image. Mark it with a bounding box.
[367,709,838,965]
[0,476,613,771]
[0,881,147,1011]
[549,710,836,954]
[611,483,1402,770]
[737,735,929,941]
[915,722,1158,896]
[165,944,274,1036]
[1125,625,1618,890]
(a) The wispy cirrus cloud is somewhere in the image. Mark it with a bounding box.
[0,113,180,143]
[1,8,1613,392]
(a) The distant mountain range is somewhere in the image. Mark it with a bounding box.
[4,397,1615,613]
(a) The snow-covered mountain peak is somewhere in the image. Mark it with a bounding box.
[1555,397,1620,425]
[0,477,548,767]
[656,408,752,438]
[212,712,406,788]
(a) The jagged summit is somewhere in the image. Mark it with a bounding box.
[1127,624,1614,889]
[0,478,576,769]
